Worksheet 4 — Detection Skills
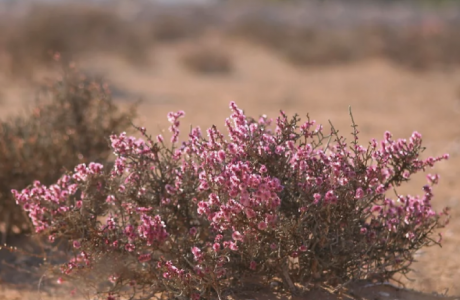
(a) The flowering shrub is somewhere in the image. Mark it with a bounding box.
[13,102,449,299]
[0,67,136,240]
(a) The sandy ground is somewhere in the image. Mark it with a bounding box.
[1,37,460,299]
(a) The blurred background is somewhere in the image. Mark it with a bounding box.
[1,0,460,297]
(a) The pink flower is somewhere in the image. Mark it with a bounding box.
[375,184,386,194]
[191,247,202,260]
[217,150,226,162]
[125,243,135,252]
[73,240,81,249]
[249,261,257,270]
[260,165,268,173]
[232,231,244,242]
[324,190,337,203]
[371,205,382,213]
[138,253,151,263]
[108,275,118,284]
[228,242,238,251]
[106,195,116,203]
[257,221,267,230]
[313,193,322,204]
[384,131,392,141]
[355,188,364,199]
[189,227,197,236]
[245,208,256,219]
[427,173,440,185]
[405,232,415,240]
[88,162,103,174]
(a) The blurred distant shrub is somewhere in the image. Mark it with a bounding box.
[151,15,207,42]
[1,3,150,79]
[181,45,233,74]
[229,20,372,66]
[0,66,136,241]
[229,17,460,70]
[381,25,460,70]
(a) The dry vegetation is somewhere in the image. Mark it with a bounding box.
[181,43,233,74]
[228,17,460,70]
[0,65,136,242]
[0,4,151,79]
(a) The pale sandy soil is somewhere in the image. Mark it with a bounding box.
[1,37,460,299]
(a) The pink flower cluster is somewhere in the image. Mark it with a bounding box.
[12,162,104,232]
[12,102,450,299]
